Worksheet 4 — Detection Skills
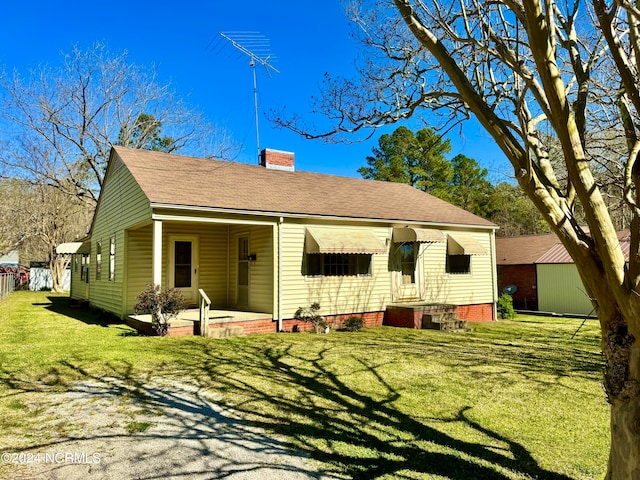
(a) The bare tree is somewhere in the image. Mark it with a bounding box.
[275,0,640,477]
[0,179,91,292]
[0,43,239,206]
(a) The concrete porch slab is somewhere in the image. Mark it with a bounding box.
[127,309,273,336]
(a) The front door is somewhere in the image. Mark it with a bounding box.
[237,235,249,307]
[393,242,421,301]
[170,235,199,304]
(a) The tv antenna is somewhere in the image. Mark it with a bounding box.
[213,32,279,160]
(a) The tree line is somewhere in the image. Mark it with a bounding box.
[359,125,550,236]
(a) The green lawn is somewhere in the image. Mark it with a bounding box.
[0,291,609,479]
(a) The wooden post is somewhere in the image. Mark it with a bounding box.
[152,220,163,289]
[199,289,211,337]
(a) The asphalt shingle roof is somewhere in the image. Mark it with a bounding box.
[112,146,496,228]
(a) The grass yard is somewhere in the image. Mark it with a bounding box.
[0,291,609,479]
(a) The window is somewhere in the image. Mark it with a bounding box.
[174,241,192,288]
[96,240,102,280]
[80,254,89,282]
[305,254,371,277]
[109,236,115,281]
[446,254,471,274]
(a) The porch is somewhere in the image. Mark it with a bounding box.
[127,308,274,338]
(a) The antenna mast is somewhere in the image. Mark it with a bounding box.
[216,32,279,160]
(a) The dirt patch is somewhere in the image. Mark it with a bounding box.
[8,378,343,479]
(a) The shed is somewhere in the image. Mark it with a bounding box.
[497,230,630,316]
[495,233,558,310]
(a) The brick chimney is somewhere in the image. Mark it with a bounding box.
[259,148,295,171]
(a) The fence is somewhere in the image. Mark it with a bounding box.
[0,273,16,302]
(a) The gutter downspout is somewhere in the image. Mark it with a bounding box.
[278,217,284,332]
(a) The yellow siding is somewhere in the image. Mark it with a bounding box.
[420,230,495,305]
[121,221,275,315]
[279,222,495,319]
[125,226,152,313]
[69,254,89,301]
[279,222,391,319]
[537,264,593,315]
[90,161,151,316]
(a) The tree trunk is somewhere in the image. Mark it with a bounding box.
[608,397,640,479]
[605,330,640,479]
[49,256,70,293]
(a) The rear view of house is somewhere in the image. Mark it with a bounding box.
[70,146,498,334]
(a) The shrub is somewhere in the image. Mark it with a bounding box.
[294,302,328,333]
[343,316,364,332]
[134,284,186,336]
[497,293,516,319]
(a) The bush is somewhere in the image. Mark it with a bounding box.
[343,316,364,332]
[497,293,516,319]
[294,302,328,333]
[134,284,186,336]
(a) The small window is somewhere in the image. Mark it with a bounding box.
[109,236,115,281]
[447,254,471,274]
[96,240,102,280]
[305,254,371,277]
[81,254,90,283]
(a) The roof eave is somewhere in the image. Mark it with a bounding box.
[149,202,499,230]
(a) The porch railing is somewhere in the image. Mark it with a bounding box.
[0,274,16,302]
[199,289,211,337]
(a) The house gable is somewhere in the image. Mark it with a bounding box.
[86,149,153,316]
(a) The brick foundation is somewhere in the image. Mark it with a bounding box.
[384,304,459,329]
[384,302,494,329]
[456,303,495,322]
[281,311,384,332]
[128,303,493,337]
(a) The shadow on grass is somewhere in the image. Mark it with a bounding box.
[1,353,573,480]
[31,295,140,336]
[1,323,601,479]
[1,364,334,480]
[39,296,122,327]
[178,338,575,480]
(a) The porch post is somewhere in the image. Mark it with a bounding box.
[490,228,498,321]
[277,217,283,332]
[153,220,163,288]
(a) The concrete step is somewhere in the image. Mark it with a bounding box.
[206,325,245,339]
[422,313,470,332]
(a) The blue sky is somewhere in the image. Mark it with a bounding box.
[1,1,511,181]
